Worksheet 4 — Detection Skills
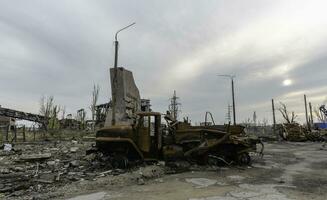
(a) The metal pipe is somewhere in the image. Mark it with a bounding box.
[115,22,136,41]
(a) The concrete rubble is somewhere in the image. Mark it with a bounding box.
[0,139,172,199]
[0,141,106,197]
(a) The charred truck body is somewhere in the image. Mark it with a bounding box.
[95,67,262,168]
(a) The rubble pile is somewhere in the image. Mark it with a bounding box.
[281,123,307,142]
[0,140,116,198]
[0,139,237,199]
[280,123,326,142]
[305,130,326,141]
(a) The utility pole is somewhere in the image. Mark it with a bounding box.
[169,90,181,121]
[304,94,309,130]
[218,75,236,125]
[231,77,236,125]
[309,102,313,125]
[272,99,276,134]
[111,22,136,125]
[226,104,232,124]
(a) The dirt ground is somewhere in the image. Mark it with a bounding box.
[1,141,327,200]
[63,142,327,200]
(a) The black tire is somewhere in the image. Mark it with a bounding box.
[237,152,251,166]
[112,155,129,169]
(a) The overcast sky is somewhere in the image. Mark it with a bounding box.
[1,0,327,124]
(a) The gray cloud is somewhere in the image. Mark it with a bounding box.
[1,0,327,124]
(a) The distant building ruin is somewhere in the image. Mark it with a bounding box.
[0,105,16,128]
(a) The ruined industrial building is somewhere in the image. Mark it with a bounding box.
[1,1,327,200]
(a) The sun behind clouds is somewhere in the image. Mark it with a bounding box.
[283,79,292,86]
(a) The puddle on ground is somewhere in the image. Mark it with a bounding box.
[227,175,245,182]
[252,160,280,169]
[189,183,294,200]
[185,178,217,188]
[235,184,293,200]
[66,191,122,200]
[190,196,235,200]
[67,192,106,200]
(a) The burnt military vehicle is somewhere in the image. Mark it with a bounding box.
[95,67,262,168]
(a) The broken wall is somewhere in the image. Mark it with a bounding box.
[104,67,141,127]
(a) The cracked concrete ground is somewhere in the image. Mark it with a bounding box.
[66,142,327,200]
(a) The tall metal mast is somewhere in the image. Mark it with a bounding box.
[169,90,181,121]
[218,74,236,125]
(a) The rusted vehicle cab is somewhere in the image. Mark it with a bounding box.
[95,112,162,167]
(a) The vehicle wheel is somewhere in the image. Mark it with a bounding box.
[237,152,251,166]
[112,155,129,169]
